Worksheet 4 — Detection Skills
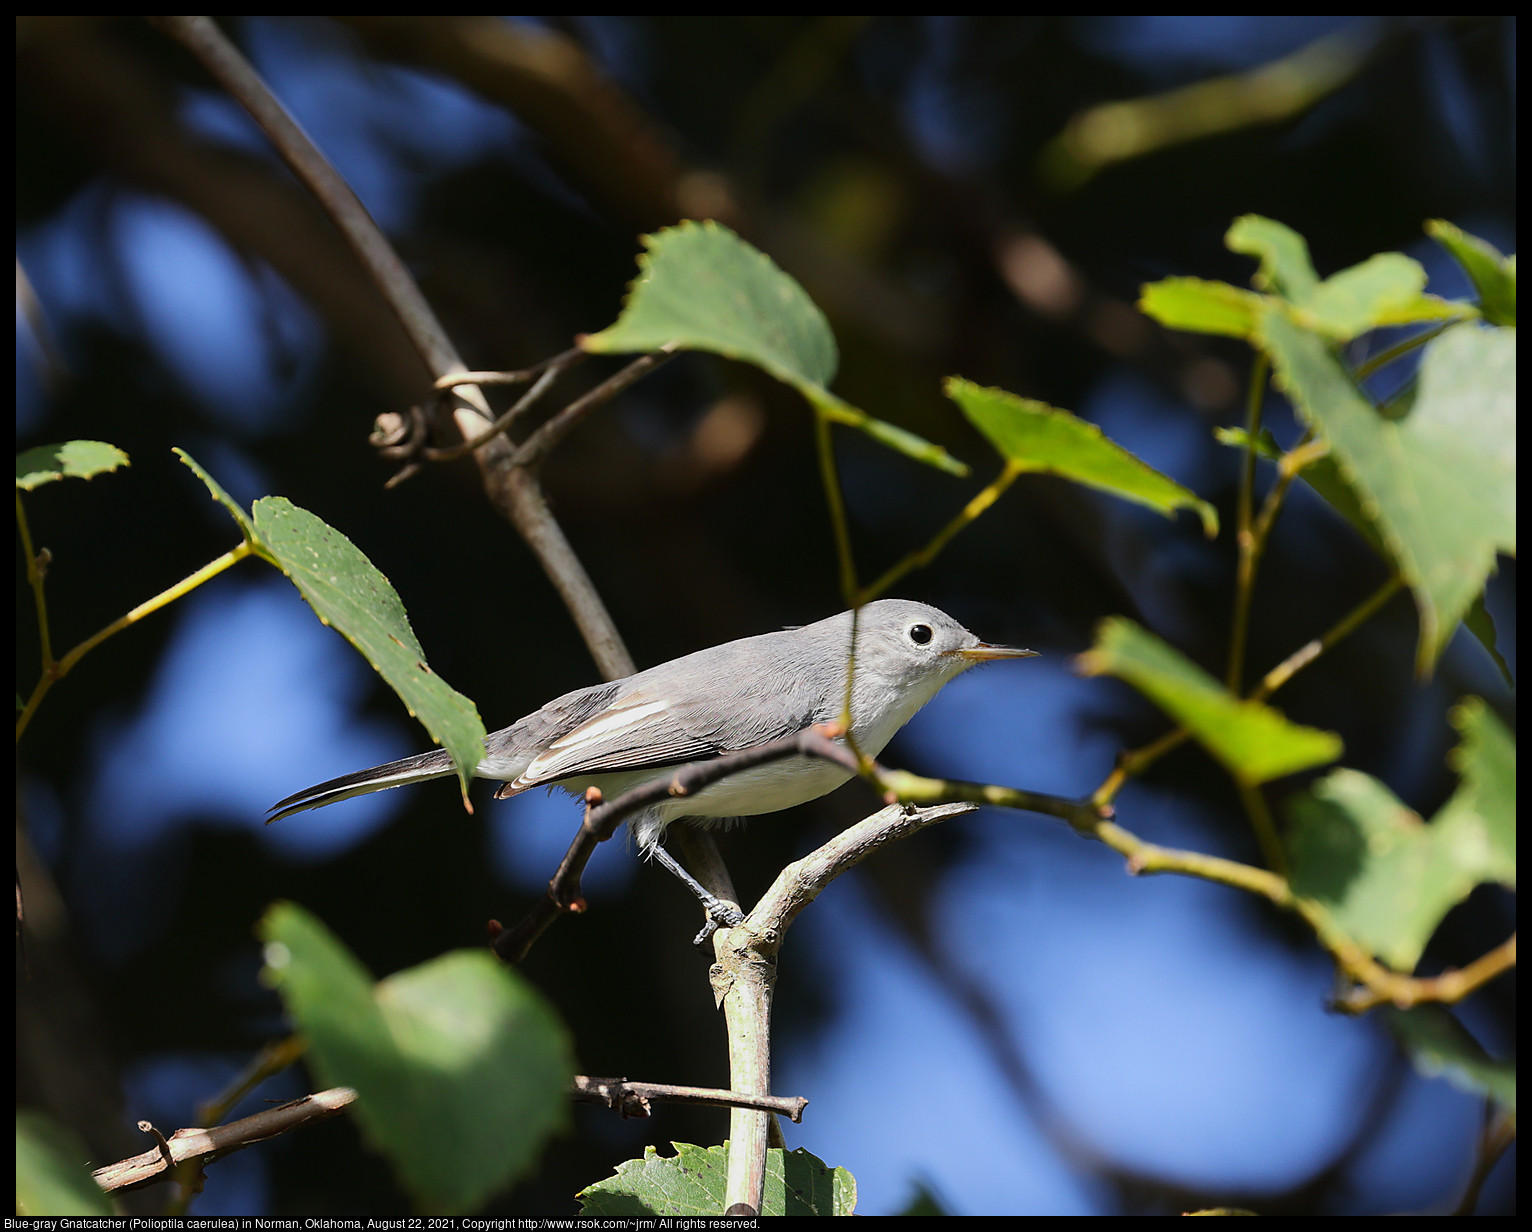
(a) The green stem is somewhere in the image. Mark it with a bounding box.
[1226,353,1269,692]
[813,410,858,610]
[16,541,255,743]
[857,462,1023,604]
[16,489,53,670]
[1352,320,1457,381]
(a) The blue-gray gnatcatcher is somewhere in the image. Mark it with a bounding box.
[270,599,1035,923]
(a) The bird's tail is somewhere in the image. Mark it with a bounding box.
[267,748,457,823]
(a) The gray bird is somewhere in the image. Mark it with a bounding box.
[270,599,1035,921]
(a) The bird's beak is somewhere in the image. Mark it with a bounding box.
[951,642,1040,662]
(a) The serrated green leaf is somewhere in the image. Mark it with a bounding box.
[259,902,573,1214]
[174,447,254,542]
[251,498,485,798]
[1288,699,1514,971]
[15,1111,113,1216]
[1387,1006,1516,1111]
[1428,220,1516,327]
[1298,253,1430,341]
[948,378,1217,537]
[582,220,966,476]
[15,441,129,490]
[1259,311,1515,676]
[1137,277,1265,339]
[1226,215,1320,302]
[1077,617,1341,783]
[578,1142,856,1217]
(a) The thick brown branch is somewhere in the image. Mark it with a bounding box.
[92,1088,356,1195]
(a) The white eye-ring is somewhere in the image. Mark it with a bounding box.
[908,623,933,646]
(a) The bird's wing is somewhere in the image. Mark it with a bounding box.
[508,688,724,790]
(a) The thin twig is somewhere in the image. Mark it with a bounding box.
[16,489,53,672]
[196,1036,308,1128]
[92,1088,357,1195]
[857,461,1024,604]
[423,352,578,462]
[571,1076,808,1123]
[1352,320,1459,382]
[512,347,677,469]
[1451,1099,1517,1215]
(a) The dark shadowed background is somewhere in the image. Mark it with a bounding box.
[17,15,1515,1216]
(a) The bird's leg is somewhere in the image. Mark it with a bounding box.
[642,836,745,942]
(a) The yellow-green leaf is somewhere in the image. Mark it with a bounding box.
[949,378,1217,537]
[16,441,129,490]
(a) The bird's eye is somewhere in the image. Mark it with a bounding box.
[909,624,933,645]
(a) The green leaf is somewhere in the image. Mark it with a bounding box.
[1225,217,1472,341]
[582,220,966,476]
[1212,425,1284,460]
[1077,617,1342,784]
[578,1143,856,1217]
[1464,592,1513,690]
[259,902,573,1214]
[1137,277,1264,339]
[1259,310,1515,675]
[1287,699,1515,971]
[1298,253,1432,341]
[16,441,129,490]
[1226,215,1320,302]
[947,378,1218,537]
[15,1111,113,1216]
[1428,220,1516,327]
[1386,1006,1516,1112]
[251,498,486,799]
[174,447,254,541]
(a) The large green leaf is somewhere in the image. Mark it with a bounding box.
[251,499,486,800]
[260,902,574,1214]
[15,1111,113,1216]
[1259,312,1515,675]
[947,378,1217,536]
[16,440,129,490]
[582,220,966,476]
[1287,699,1515,972]
[177,453,485,792]
[1077,618,1341,784]
[1387,1006,1516,1112]
[1428,220,1516,327]
[578,1143,856,1217]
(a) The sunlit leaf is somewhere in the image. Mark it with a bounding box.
[252,498,486,799]
[578,1142,856,1217]
[1226,215,1320,301]
[260,903,574,1214]
[16,440,129,490]
[1287,699,1515,971]
[948,379,1217,536]
[1259,311,1515,675]
[1428,220,1516,327]
[582,220,966,475]
[1077,618,1341,783]
[1138,277,1263,339]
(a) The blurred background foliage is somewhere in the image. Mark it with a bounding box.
[16,15,1514,1216]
